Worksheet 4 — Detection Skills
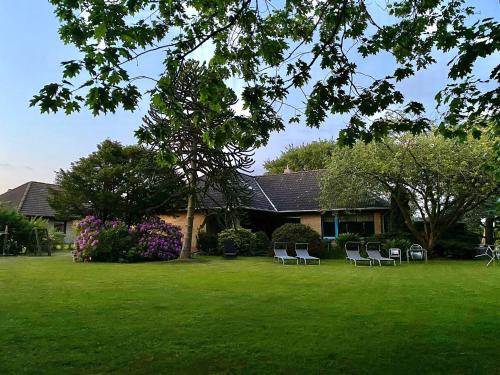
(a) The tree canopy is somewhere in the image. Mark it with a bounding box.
[49,140,185,223]
[321,132,497,251]
[263,140,336,174]
[32,0,499,146]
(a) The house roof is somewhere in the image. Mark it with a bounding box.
[199,174,276,212]
[0,181,59,218]
[201,170,390,213]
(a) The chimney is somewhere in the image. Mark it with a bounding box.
[284,165,292,174]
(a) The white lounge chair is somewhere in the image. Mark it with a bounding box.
[273,243,297,265]
[345,241,372,267]
[365,242,395,266]
[295,243,320,265]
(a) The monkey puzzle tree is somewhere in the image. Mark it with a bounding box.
[32,0,498,145]
[136,60,257,258]
[321,132,497,252]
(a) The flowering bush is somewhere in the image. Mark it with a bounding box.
[74,216,103,261]
[131,217,183,261]
[73,216,182,262]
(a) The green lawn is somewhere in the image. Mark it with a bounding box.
[0,254,499,374]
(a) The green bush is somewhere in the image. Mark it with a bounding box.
[0,204,37,254]
[254,231,271,256]
[320,239,342,259]
[88,222,135,262]
[196,231,219,255]
[218,227,256,256]
[271,223,324,258]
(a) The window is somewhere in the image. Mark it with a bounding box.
[284,217,300,224]
[53,221,66,234]
[322,216,335,238]
[337,213,375,236]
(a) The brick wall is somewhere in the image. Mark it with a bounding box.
[159,212,207,250]
[299,214,322,235]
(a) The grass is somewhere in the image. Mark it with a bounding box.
[0,254,499,375]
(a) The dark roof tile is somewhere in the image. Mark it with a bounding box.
[0,181,59,218]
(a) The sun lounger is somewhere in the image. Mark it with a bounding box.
[365,242,395,266]
[273,243,297,264]
[294,243,320,265]
[345,241,371,267]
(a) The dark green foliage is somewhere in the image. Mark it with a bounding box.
[88,223,135,262]
[196,231,219,256]
[49,139,185,224]
[34,1,498,147]
[263,140,336,174]
[254,231,271,256]
[217,227,256,256]
[271,223,323,258]
[434,224,481,259]
[0,204,39,254]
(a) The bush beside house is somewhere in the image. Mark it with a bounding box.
[217,227,257,256]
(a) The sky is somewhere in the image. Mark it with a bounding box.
[0,1,498,194]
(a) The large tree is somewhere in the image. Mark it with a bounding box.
[136,60,255,258]
[32,0,498,146]
[263,140,336,174]
[321,132,497,252]
[49,140,185,223]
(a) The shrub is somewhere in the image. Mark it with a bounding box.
[254,231,271,256]
[218,227,256,256]
[271,223,324,258]
[0,204,37,254]
[197,231,219,255]
[74,216,103,261]
[132,217,183,261]
[74,216,182,262]
[89,221,134,262]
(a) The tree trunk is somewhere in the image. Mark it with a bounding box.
[180,193,195,259]
[424,232,437,253]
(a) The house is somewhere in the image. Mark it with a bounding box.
[160,170,391,249]
[0,181,77,243]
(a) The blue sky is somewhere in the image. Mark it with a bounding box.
[0,1,498,193]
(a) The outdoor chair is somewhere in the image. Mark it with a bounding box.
[388,248,402,264]
[222,239,238,259]
[345,241,371,267]
[294,243,320,265]
[406,244,428,263]
[273,242,298,265]
[365,242,395,266]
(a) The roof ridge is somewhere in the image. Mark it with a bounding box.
[256,169,326,177]
[17,181,32,212]
[28,181,58,186]
[252,177,278,212]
